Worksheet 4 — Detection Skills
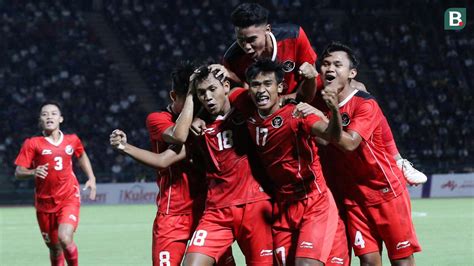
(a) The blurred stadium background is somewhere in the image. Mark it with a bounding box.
[0,0,472,265]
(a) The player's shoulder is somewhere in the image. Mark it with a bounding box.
[272,23,301,41]
[223,41,245,62]
[354,90,376,101]
[146,109,173,123]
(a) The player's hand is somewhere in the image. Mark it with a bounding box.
[350,79,367,92]
[190,118,206,136]
[34,163,48,179]
[209,64,228,82]
[322,87,339,111]
[298,62,318,80]
[83,179,97,200]
[293,103,328,121]
[110,129,127,150]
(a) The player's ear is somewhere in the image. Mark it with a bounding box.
[349,68,357,79]
[265,24,271,34]
[277,82,284,94]
[223,80,230,95]
[169,90,177,102]
[59,116,64,124]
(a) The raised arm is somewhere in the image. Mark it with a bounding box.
[295,62,318,103]
[77,152,97,200]
[110,129,186,169]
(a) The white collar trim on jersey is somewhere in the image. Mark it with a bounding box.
[215,107,234,121]
[43,130,64,146]
[338,89,359,108]
[269,32,278,61]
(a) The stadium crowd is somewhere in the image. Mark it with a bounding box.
[2,0,472,189]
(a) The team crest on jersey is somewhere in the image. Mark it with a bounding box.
[282,60,296,72]
[341,113,351,126]
[272,116,284,128]
[65,145,74,155]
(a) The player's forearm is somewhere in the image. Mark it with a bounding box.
[78,153,96,181]
[321,107,342,143]
[169,94,194,144]
[122,143,185,169]
[296,78,316,103]
[14,166,35,179]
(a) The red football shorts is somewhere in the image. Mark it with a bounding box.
[186,200,273,266]
[346,190,422,260]
[326,217,351,266]
[152,212,198,266]
[36,201,80,245]
[273,191,339,265]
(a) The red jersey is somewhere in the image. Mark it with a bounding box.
[194,108,270,209]
[146,106,206,215]
[321,90,405,206]
[15,132,83,213]
[246,103,328,200]
[224,24,318,94]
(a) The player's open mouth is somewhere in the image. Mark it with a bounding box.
[256,95,270,106]
[46,121,54,126]
[325,74,336,82]
[207,103,216,110]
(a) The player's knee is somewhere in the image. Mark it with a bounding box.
[295,257,324,266]
[359,252,382,266]
[182,253,215,266]
[47,244,62,256]
[57,230,73,246]
[390,255,415,266]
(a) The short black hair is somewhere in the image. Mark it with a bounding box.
[39,101,62,114]
[245,59,285,84]
[231,3,269,28]
[190,64,223,92]
[321,42,359,69]
[171,61,197,96]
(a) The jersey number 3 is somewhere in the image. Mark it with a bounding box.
[54,156,63,171]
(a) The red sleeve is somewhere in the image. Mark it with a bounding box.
[15,138,35,168]
[73,135,85,158]
[347,100,382,141]
[296,27,317,66]
[229,87,254,117]
[146,112,174,142]
[301,113,321,135]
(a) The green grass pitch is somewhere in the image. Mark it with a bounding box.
[1,198,473,265]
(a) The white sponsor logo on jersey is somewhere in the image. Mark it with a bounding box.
[330,257,345,264]
[248,117,256,124]
[300,241,314,249]
[396,241,411,250]
[260,249,273,256]
[65,145,74,155]
[42,149,52,155]
[203,128,215,134]
[69,214,77,222]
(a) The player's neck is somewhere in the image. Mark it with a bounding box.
[213,100,231,119]
[257,102,279,118]
[43,129,62,142]
[262,33,274,59]
[337,85,357,105]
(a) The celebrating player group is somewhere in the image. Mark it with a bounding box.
[16,3,425,266]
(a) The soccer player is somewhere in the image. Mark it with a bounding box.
[14,101,97,266]
[220,2,319,101]
[312,86,427,186]
[316,42,421,265]
[173,65,273,266]
[232,59,349,266]
[109,62,233,266]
